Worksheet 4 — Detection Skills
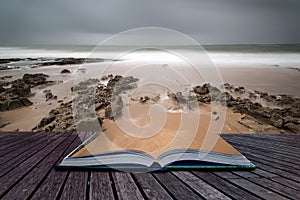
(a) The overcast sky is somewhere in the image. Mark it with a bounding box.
[0,0,299,45]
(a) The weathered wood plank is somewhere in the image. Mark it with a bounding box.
[270,177,300,191]
[111,172,144,200]
[0,132,71,197]
[0,132,46,157]
[60,171,88,200]
[0,132,33,143]
[224,134,300,153]
[132,173,172,200]
[216,172,289,199]
[253,161,300,183]
[0,132,57,165]
[232,145,300,171]
[251,168,278,178]
[227,140,300,165]
[192,171,260,200]
[153,172,203,200]
[90,172,115,200]
[172,171,231,200]
[1,134,76,200]
[248,177,300,199]
[0,133,63,177]
[224,136,300,160]
[30,136,82,200]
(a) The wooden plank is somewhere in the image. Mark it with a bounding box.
[0,132,71,197]
[0,133,63,177]
[224,136,300,160]
[227,176,289,200]
[192,171,260,200]
[224,134,300,153]
[248,177,300,199]
[251,168,278,178]
[0,132,57,165]
[246,159,300,183]
[89,172,115,200]
[59,132,92,200]
[60,171,88,200]
[270,177,300,191]
[239,133,300,144]
[215,172,288,200]
[111,172,144,200]
[172,171,231,200]
[0,132,31,141]
[231,171,260,178]
[0,132,46,157]
[153,172,203,200]
[132,173,172,200]
[242,153,300,177]
[1,134,76,200]
[30,135,82,200]
[232,145,300,171]
[227,140,300,165]
[0,132,39,147]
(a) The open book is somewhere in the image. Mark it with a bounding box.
[58,103,255,170]
[58,132,255,170]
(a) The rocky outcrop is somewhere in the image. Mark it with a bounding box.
[34,75,138,132]
[193,82,300,133]
[0,73,52,111]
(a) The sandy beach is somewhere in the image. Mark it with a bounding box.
[0,45,300,135]
[1,63,299,133]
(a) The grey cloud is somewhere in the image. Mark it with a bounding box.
[0,0,299,45]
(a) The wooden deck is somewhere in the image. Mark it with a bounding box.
[0,132,299,200]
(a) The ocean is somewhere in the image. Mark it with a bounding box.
[0,45,300,68]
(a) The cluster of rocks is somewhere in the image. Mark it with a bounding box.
[0,57,108,70]
[43,90,57,101]
[34,75,139,132]
[32,101,75,132]
[193,83,300,133]
[0,73,53,111]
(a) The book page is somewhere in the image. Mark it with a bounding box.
[72,101,242,159]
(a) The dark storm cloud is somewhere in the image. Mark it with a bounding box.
[0,0,299,45]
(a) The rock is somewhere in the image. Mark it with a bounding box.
[0,121,11,128]
[234,86,245,94]
[0,101,7,111]
[139,96,150,103]
[20,97,33,106]
[100,76,108,80]
[7,99,23,110]
[60,69,71,74]
[193,84,209,95]
[45,90,57,101]
[23,73,49,86]
[284,123,300,133]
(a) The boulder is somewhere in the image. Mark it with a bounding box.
[60,69,71,74]
[20,97,33,106]
[7,99,23,110]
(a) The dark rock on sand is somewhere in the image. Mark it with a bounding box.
[23,73,49,86]
[45,90,57,101]
[0,73,52,111]
[60,69,71,74]
[139,96,150,103]
[7,99,24,110]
